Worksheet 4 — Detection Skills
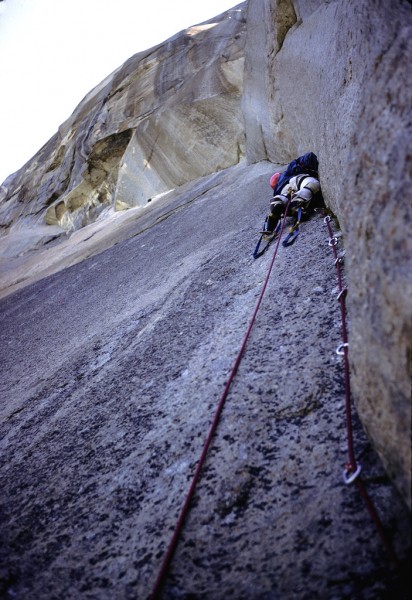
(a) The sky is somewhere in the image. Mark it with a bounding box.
[0,0,240,185]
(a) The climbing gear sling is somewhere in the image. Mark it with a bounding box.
[254,205,303,258]
[282,206,302,246]
[253,218,282,259]
[322,211,400,567]
[150,206,401,599]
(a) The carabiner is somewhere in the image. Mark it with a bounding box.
[337,288,348,301]
[342,463,362,485]
[336,342,349,356]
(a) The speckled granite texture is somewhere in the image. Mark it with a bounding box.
[0,163,410,599]
[1,0,410,508]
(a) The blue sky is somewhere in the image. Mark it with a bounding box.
[0,0,240,184]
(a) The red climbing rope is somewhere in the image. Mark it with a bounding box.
[150,207,399,598]
[149,201,292,599]
[322,213,400,567]
[323,216,357,472]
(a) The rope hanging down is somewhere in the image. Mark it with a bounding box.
[322,213,400,567]
[150,207,400,598]
[149,202,292,599]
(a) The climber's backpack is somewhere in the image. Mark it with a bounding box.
[273,152,319,196]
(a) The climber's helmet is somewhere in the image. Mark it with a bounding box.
[270,172,280,189]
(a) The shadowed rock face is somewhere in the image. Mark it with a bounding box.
[0,0,411,598]
[243,0,412,507]
[0,162,410,598]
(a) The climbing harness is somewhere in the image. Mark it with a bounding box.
[150,206,400,598]
[322,212,400,567]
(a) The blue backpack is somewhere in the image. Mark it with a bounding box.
[273,152,318,196]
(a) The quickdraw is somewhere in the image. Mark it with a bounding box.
[322,210,400,567]
[150,205,400,598]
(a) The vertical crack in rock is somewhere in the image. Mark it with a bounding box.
[273,0,298,53]
[2,162,409,600]
[0,0,411,597]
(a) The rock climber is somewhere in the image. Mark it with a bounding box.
[262,152,321,234]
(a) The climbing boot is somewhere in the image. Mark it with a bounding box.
[260,213,278,235]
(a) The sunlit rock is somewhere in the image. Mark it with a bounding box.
[0,4,410,598]
[0,3,246,241]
